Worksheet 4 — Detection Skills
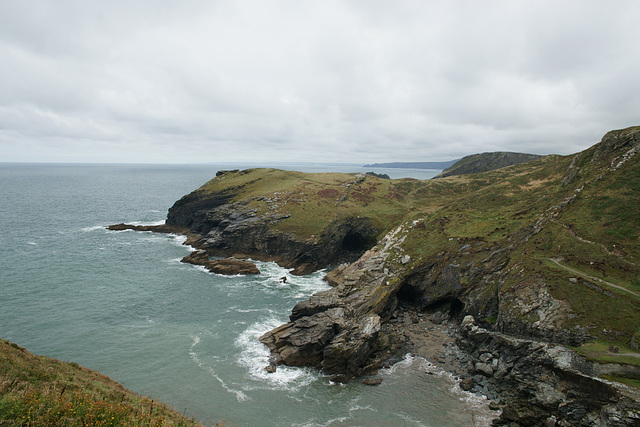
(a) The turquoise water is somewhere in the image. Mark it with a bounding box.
[0,163,493,426]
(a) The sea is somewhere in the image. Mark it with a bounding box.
[0,163,495,426]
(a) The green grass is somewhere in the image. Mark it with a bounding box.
[576,340,640,367]
[601,375,640,390]
[0,339,206,426]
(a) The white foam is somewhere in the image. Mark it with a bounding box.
[227,306,276,314]
[26,241,38,246]
[188,334,249,402]
[382,354,498,427]
[168,233,188,247]
[235,317,318,390]
[396,412,428,426]
[248,260,331,299]
[81,225,105,232]
[292,416,352,427]
[130,219,166,226]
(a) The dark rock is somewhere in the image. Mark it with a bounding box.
[168,187,379,274]
[489,400,502,411]
[259,308,347,368]
[364,171,390,179]
[460,377,474,391]
[458,321,640,426]
[181,252,260,275]
[205,258,260,275]
[107,223,188,234]
[181,250,209,265]
[361,377,383,386]
[475,362,494,376]
[264,364,277,373]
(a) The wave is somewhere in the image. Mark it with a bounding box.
[292,416,352,427]
[235,317,319,390]
[188,334,249,402]
[129,219,166,226]
[81,225,106,232]
[381,354,497,427]
[245,261,331,299]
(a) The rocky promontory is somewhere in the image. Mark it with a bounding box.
[111,126,640,425]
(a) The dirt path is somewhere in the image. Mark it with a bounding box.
[547,257,640,297]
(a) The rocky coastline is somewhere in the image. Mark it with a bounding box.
[108,126,640,425]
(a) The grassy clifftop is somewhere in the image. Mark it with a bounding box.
[0,339,203,426]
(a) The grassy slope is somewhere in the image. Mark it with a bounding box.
[399,134,640,368]
[0,339,204,426]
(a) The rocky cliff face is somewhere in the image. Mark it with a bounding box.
[163,170,381,274]
[458,316,640,426]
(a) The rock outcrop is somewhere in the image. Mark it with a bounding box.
[181,250,260,275]
[259,223,412,380]
[257,127,640,422]
[458,316,640,426]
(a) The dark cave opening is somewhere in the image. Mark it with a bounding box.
[396,284,465,320]
[341,231,368,252]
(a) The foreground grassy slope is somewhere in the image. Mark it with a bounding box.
[0,339,203,426]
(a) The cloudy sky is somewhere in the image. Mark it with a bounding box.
[1,1,639,164]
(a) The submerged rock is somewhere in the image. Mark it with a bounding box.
[361,376,383,386]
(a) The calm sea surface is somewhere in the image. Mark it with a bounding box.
[0,163,493,426]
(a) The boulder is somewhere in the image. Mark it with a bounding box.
[206,258,260,275]
[259,308,347,367]
[362,377,383,386]
[181,252,260,275]
[460,377,474,391]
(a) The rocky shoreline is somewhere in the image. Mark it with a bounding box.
[110,216,640,425]
[107,126,640,426]
[107,223,262,275]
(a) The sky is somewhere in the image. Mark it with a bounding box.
[1,1,639,164]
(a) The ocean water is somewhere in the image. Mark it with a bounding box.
[0,163,493,426]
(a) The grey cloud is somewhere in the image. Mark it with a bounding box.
[1,0,639,163]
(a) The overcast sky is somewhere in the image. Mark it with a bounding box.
[1,1,639,164]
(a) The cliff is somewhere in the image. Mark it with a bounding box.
[127,126,640,425]
[435,151,543,178]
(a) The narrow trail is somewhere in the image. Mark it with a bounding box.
[550,218,640,269]
[546,257,640,297]
[615,353,640,359]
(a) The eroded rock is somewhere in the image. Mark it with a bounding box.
[181,251,260,275]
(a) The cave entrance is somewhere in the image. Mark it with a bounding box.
[396,287,465,321]
[341,231,368,253]
[426,297,465,320]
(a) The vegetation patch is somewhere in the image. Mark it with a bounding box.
[0,339,204,426]
[576,340,640,368]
